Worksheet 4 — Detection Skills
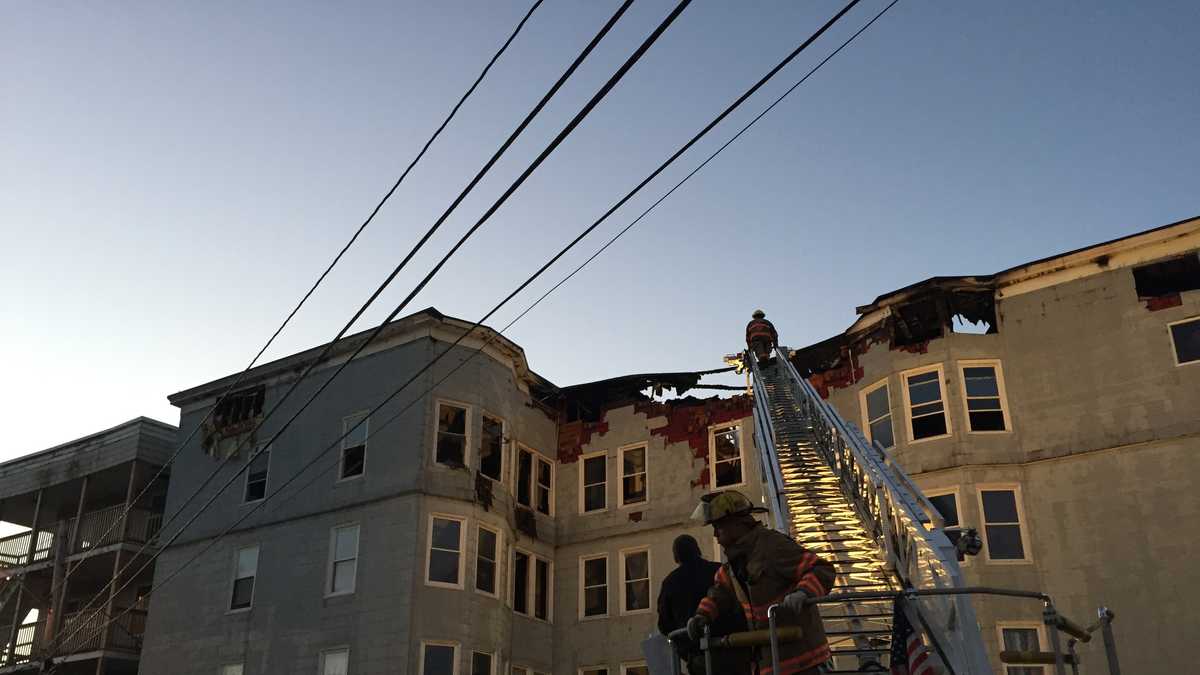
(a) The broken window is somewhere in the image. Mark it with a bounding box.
[512,551,530,615]
[339,412,367,480]
[479,414,504,482]
[961,363,1009,431]
[710,425,744,488]
[1133,254,1200,298]
[1169,317,1200,365]
[535,456,553,516]
[516,447,552,515]
[581,452,607,513]
[892,297,944,347]
[620,445,647,507]
[534,557,550,621]
[861,381,895,450]
[435,402,468,467]
[905,367,950,441]
[213,386,265,433]
[516,448,533,508]
[243,448,269,503]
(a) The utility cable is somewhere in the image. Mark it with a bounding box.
[67,0,883,650]
[51,0,690,657]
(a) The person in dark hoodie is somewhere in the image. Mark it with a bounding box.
[657,535,749,674]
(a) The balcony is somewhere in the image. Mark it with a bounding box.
[0,506,162,570]
[0,607,146,669]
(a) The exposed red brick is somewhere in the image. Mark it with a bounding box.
[1145,294,1183,311]
[637,396,753,487]
[557,419,610,464]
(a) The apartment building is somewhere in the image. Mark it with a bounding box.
[139,309,762,675]
[788,216,1200,674]
[0,417,175,675]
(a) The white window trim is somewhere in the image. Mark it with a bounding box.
[708,423,747,490]
[419,641,460,675]
[1167,316,1200,367]
[319,647,350,675]
[471,651,497,675]
[619,546,652,616]
[516,446,555,517]
[425,513,467,590]
[925,487,969,567]
[337,411,369,483]
[578,450,608,514]
[957,360,1013,434]
[620,663,649,675]
[326,522,360,598]
[433,399,473,468]
[617,443,649,509]
[996,621,1047,672]
[478,411,507,482]
[511,548,552,622]
[975,484,1034,564]
[578,553,609,620]
[900,363,953,444]
[242,446,270,504]
[474,523,503,600]
[227,544,259,614]
[858,377,895,449]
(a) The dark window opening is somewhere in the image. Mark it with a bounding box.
[534,558,550,620]
[436,403,467,467]
[516,449,533,507]
[1171,318,1200,365]
[583,455,607,512]
[513,551,530,615]
[214,386,265,430]
[907,370,949,440]
[535,458,552,516]
[479,415,504,481]
[422,644,455,675]
[892,297,944,347]
[1133,254,1200,298]
[244,450,269,503]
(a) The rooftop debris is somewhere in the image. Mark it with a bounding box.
[1133,253,1200,311]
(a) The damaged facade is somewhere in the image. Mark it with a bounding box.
[139,309,763,675]
[788,216,1200,675]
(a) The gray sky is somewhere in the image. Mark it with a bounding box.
[3,0,1197,458]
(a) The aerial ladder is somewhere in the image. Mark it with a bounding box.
[730,346,1121,675]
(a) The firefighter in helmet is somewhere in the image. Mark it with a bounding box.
[746,310,778,365]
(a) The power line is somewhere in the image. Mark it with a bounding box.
[48,0,545,609]
[51,0,690,657]
[64,0,886,652]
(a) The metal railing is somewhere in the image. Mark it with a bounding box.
[56,606,146,656]
[0,506,163,572]
[748,347,993,674]
[0,619,45,668]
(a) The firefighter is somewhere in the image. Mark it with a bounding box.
[686,491,836,675]
[746,310,778,365]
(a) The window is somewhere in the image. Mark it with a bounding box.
[959,362,1010,432]
[243,448,269,503]
[979,488,1029,561]
[471,652,494,675]
[512,550,551,621]
[328,524,359,595]
[220,665,244,675]
[903,366,951,441]
[926,489,965,557]
[619,445,647,507]
[534,558,551,621]
[512,551,530,615]
[436,402,469,467]
[710,425,744,488]
[1169,317,1200,365]
[340,412,368,480]
[229,545,258,610]
[580,554,608,619]
[516,447,553,515]
[420,642,458,675]
[620,549,650,614]
[580,452,607,513]
[475,525,500,597]
[320,648,349,675]
[213,386,265,431]
[621,664,649,675]
[998,625,1045,675]
[860,380,895,449]
[427,515,465,588]
[479,414,505,481]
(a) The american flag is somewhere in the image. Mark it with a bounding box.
[890,596,941,675]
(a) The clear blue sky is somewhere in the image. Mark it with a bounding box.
[2,1,1197,457]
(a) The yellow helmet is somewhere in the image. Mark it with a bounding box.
[691,490,768,525]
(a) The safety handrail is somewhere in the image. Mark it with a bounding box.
[747,354,792,537]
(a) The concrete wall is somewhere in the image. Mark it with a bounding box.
[813,258,1200,674]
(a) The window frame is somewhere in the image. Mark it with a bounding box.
[425,513,467,590]
[471,651,496,675]
[619,663,649,675]
[242,446,270,504]
[515,446,554,516]
[925,487,968,567]
[1167,316,1200,367]
[338,411,369,482]
[976,484,1033,564]
[433,399,472,469]
[708,424,747,490]
[318,647,350,675]
[326,522,360,597]
[617,443,649,508]
[578,553,609,620]
[618,546,651,616]
[419,640,460,675]
[858,378,896,450]
[228,544,259,613]
[511,548,553,622]
[996,622,1048,674]
[474,523,503,599]
[578,450,608,514]
[900,363,953,443]
[478,412,507,483]
[957,360,1013,434]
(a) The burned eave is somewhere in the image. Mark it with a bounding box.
[556,367,735,423]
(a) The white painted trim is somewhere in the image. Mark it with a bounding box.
[418,641,460,675]
[318,646,351,675]
[617,443,649,509]
[337,411,370,482]
[325,522,360,597]
[227,544,259,613]
[899,363,953,444]
[957,360,1013,434]
[858,377,895,449]
[708,423,747,490]
[618,546,652,616]
[473,523,503,599]
[478,411,507,482]
[1167,315,1200,367]
[924,487,969,567]
[241,445,270,504]
[516,445,555,516]
[578,450,608,514]
[425,513,467,590]
[578,553,609,620]
[995,621,1048,672]
[975,484,1034,564]
[512,548,553,622]
[433,399,473,469]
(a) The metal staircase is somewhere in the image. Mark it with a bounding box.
[747,347,993,674]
